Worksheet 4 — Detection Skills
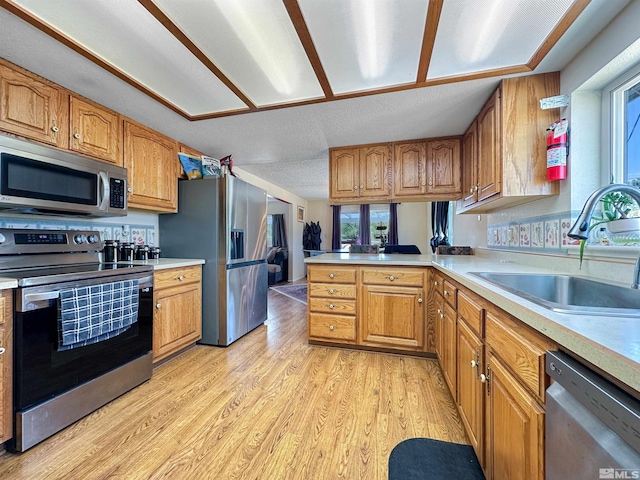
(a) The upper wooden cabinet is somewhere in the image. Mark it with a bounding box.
[0,62,69,148]
[457,72,560,213]
[329,145,390,201]
[393,141,426,198]
[426,139,461,197]
[329,138,461,204]
[70,95,121,165]
[124,119,178,213]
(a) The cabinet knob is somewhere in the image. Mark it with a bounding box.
[436,308,441,314]
[73,129,81,139]
[479,373,487,383]
[0,347,5,355]
[328,289,336,294]
[51,124,59,133]
[470,187,474,194]
[417,297,423,303]
[444,290,451,296]
[328,325,335,330]
[474,185,479,191]
[434,280,439,286]
[386,275,396,281]
[127,187,133,193]
[177,275,185,281]
[360,185,363,189]
[328,304,335,309]
[426,180,431,186]
[471,360,478,368]
[156,303,161,309]
[354,185,358,190]
[329,273,335,279]
[439,312,444,319]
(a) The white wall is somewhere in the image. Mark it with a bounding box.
[234,168,308,281]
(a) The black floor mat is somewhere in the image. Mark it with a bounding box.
[388,438,485,480]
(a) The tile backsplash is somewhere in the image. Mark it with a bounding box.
[487,211,580,253]
[0,216,157,245]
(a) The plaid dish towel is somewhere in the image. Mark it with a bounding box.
[57,279,139,351]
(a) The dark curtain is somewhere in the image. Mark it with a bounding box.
[272,214,287,247]
[331,205,342,250]
[389,203,399,244]
[358,204,370,244]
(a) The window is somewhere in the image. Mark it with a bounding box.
[266,214,273,247]
[339,204,390,248]
[610,69,640,184]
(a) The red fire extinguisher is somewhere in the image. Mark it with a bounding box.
[546,119,568,181]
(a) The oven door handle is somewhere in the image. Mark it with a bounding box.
[25,292,60,302]
[98,171,110,211]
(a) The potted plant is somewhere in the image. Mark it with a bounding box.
[579,181,640,267]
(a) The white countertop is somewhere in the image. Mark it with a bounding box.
[305,252,640,394]
[126,258,205,270]
[0,278,18,290]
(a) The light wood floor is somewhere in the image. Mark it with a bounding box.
[0,289,467,479]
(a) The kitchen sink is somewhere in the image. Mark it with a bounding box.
[470,272,640,317]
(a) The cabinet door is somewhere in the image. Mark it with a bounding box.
[359,144,390,199]
[457,319,484,467]
[0,290,13,443]
[359,285,425,350]
[441,302,457,395]
[153,283,202,363]
[393,141,427,198]
[0,64,69,147]
[330,148,360,200]
[477,89,501,202]
[70,95,121,165]
[124,120,178,212]
[461,121,478,207]
[485,353,544,480]
[434,291,444,361]
[426,139,461,195]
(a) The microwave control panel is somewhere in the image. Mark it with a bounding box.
[110,178,126,209]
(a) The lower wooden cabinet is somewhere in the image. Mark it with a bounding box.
[441,302,457,394]
[153,266,202,363]
[485,352,544,480]
[307,264,429,354]
[0,290,13,443]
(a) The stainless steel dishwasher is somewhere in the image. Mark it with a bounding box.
[546,351,640,479]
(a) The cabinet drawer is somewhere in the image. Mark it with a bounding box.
[309,298,356,315]
[485,311,554,402]
[432,271,444,295]
[154,265,202,290]
[309,283,356,299]
[457,290,484,336]
[309,313,356,342]
[308,266,356,284]
[361,267,425,287]
[443,280,457,308]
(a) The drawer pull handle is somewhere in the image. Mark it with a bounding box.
[386,275,396,281]
[329,273,335,279]
[156,303,161,309]
[328,325,335,330]
[0,347,5,355]
[444,290,451,296]
[328,304,335,309]
[417,297,423,303]
[328,289,336,294]
[176,275,185,281]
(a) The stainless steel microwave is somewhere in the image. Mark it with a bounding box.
[0,135,127,217]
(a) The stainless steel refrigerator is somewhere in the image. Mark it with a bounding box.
[159,175,268,346]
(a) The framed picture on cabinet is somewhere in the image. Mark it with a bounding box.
[297,205,305,223]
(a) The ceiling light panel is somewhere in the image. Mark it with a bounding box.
[153,0,324,106]
[299,0,429,94]
[11,0,247,115]
[428,0,574,79]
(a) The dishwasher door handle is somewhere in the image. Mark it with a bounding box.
[25,292,60,302]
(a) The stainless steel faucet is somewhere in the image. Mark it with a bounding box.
[568,183,640,288]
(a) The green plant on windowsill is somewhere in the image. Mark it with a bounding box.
[579,180,640,268]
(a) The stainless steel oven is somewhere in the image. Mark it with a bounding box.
[0,229,153,452]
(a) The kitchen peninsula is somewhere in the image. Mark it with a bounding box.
[306,251,640,478]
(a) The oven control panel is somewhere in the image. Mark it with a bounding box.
[16,233,67,244]
[0,228,103,255]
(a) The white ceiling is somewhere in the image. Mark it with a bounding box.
[0,0,632,200]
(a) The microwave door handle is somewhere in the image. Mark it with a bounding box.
[25,291,60,302]
[98,172,110,211]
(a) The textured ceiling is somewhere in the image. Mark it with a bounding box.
[0,0,632,200]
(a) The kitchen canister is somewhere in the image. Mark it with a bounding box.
[103,239,119,263]
[134,244,149,260]
[119,242,134,263]
[149,246,161,259]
